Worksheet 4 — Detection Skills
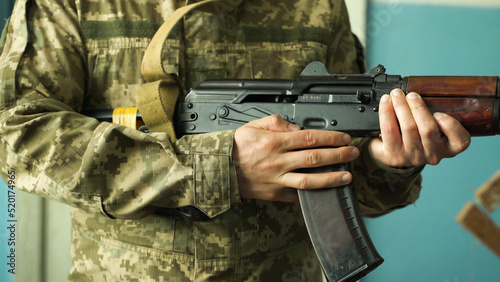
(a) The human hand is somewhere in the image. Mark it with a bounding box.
[370,88,471,167]
[233,115,360,202]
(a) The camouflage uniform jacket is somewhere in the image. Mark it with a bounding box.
[0,0,423,280]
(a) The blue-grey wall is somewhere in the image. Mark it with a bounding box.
[0,2,13,24]
[365,1,500,281]
[1,2,16,282]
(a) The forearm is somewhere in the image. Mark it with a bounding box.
[0,101,240,218]
[0,0,240,219]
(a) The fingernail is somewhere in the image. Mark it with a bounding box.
[380,94,390,102]
[433,112,446,120]
[406,92,420,100]
[343,134,352,144]
[351,147,359,159]
[391,89,404,96]
[288,123,301,131]
[342,173,352,184]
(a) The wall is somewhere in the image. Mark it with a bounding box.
[364,0,500,281]
[346,0,368,46]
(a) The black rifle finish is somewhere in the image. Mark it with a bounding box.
[175,62,401,281]
[86,61,500,281]
[175,61,500,281]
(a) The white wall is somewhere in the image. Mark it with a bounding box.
[346,0,368,46]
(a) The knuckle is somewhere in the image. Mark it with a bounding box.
[268,114,282,126]
[410,99,427,111]
[335,149,343,164]
[385,156,404,167]
[325,173,338,187]
[415,153,426,164]
[401,122,418,135]
[306,150,321,166]
[260,135,280,151]
[386,158,401,167]
[262,160,282,173]
[304,131,318,147]
[409,151,426,166]
[419,125,437,139]
[427,155,441,166]
[380,122,394,133]
[456,137,471,153]
[297,176,309,190]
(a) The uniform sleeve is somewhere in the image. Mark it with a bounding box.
[326,0,423,217]
[350,138,423,217]
[0,0,240,219]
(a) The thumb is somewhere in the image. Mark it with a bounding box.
[246,114,301,132]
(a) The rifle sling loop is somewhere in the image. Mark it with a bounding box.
[136,0,222,142]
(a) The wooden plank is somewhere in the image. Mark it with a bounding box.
[456,202,500,258]
[475,169,500,213]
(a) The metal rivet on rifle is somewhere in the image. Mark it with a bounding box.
[331,120,338,126]
[210,114,217,120]
[189,124,196,131]
[373,106,379,112]
[358,106,365,113]
[187,103,193,109]
[218,107,229,118]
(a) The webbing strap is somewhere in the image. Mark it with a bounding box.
[136,0,221,142]
[136,80,179,141]
[141,0,220,82]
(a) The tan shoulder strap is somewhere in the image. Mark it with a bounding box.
[136,0,221,142]
[136,80,179,138]
[141,0,220,82]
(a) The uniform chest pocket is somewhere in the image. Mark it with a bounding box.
[243,25,330,79]
[246,41,328,79]
[185,40,328,85]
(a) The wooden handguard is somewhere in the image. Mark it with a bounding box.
[405,76,500,136]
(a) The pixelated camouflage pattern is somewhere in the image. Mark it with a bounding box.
[0,0,422,280]
[350,138,423,217]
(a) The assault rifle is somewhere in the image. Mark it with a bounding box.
[86,62,500,282]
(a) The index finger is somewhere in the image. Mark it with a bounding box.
[280,130,352,150]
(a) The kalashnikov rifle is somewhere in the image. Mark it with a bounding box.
[85,62,500,282]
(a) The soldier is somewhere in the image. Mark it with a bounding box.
[0,0,469,280]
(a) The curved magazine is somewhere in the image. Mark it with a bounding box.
[298,163,384,282]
